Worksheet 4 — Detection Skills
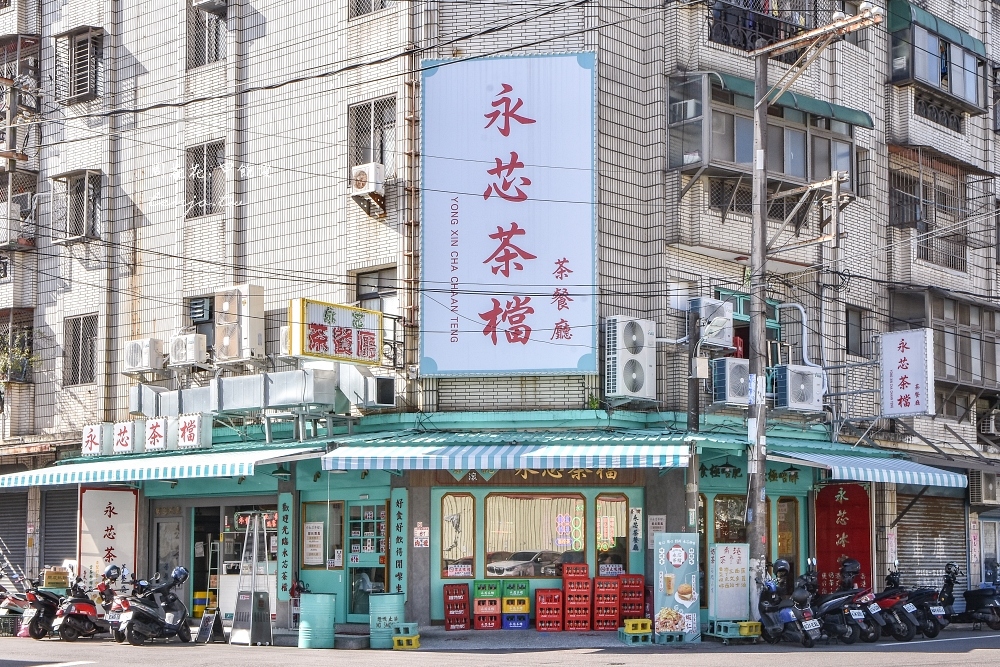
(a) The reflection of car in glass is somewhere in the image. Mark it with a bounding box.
[487,551,561,577]
[539,550,586,577]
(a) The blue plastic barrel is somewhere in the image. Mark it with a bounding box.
[298,593,337,649]
[369,593,405,649]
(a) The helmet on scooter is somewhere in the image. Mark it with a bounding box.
[791,587,811,605]
[171,566,189,584]
[945,562,960,577]
[103,564,121,582]
[841,558,861,576]
[773,559,791,575]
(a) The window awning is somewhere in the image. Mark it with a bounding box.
[322,430,690,470]
[887,0,985,57]
[0,446,324,488]
[772,450,967,488]
[712,72,875,129]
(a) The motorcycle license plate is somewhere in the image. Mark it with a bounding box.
[903,603,917,613]
[869,603,882,614]
[850,609,866,619]
[802,619,821,631]
[930,606,945,616]
[106,612,120,622]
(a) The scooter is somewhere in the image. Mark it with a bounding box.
[939,562,1000,630]
[119,566,192,646]
[51,577,112,641]
[0,583,28,617]
[806,558,880,644]
[20,578,64,639]
[757,559,824,647]
[874,563,920,642]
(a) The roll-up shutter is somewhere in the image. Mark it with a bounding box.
[41,489,78,570]
[0,490,28,589]
[897,494,967,612]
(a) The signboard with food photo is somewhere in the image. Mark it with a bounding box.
[654,532,701,643]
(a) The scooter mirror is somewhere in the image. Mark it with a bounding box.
[894,559,899,568]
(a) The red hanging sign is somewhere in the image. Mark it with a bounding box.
[815,483,872,594]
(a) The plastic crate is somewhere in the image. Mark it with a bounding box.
[739,622,761,637]
[655,632,685,644]
[443,584,470,602]
[535,589,563,607]
[708,620,742,637]
[474,598,500,615]
[564,579,593,594]
[623,618,652,634]
[446,601,470,617]
[594,618,618,631]
[394,622,419,636]
[565,592,591,606]
[393,635,420,650]
[473,580,500,599]
[618,628,652,645]
[0,617,19,637]
[620,602,644,619]
[501,597,529,614]
[562,564,589,579]
[474,614,501,630]
[595,577,620,592]
[501,579,530,598]
[536,618,563,632]
[444,617,471,631]
[620,589,644,602]
[619,574,644,590]
[502,613,530,630]
[564,618,591,631]
[564,606,592,621]
[536,607,563,621]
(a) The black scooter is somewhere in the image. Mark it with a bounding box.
[939,562,1000,630]
[757,559,824,648]
[21,579,64,639]
[119,567,192,646]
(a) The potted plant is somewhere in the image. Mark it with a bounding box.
[0,329,39,383]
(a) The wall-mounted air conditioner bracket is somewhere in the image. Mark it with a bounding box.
[352,192,385,217]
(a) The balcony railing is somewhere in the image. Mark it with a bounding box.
[707,0,826,63]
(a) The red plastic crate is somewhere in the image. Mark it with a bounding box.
[564,606,592,621]
[564,618,590,631]
[536,618,563,632]
[620,589,643,602]
[474,614,501,630]
[443,584,470,602]
[564,579,593,594]
[620,602,644,620]
[446,601,470,617]
[562,564,590,579]
[644,585,653,620]
[536,607,563,621]
[535,589,563,607]
[445,617,471,631]
[473,598,500,615]
[594,577,620,592]
[564,592,591,606]
[593,618,618,631]
[594,605,620,619]
[619,574,644,590]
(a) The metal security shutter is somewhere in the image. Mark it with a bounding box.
[897,494,968,612]
[41,489,78,570]
[0,491,28,588]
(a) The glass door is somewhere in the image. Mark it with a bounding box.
[154,516,185,603]
[346,501,387,622]
[982,521,998,585]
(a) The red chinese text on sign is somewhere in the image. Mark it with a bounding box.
[483,84,536,137]
[483,222,537,277]
[479,296,535,345]
[483,152,531,202]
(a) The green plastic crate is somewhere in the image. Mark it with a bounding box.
[618,628,652,645]
[501,579,530,598]
[473,580,500,599]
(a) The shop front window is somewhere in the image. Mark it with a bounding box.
[441,493,475,578]
[485,493,585,578]
[777,497,799,591]
[596,494,628,577]
[300,501,344,569]
[714,495,748,543]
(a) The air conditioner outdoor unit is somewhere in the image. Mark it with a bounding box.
[970,470,1000,506]
[193,0,227,15]
[123,338,164,373]
[773,364,825,412]
[604,315,657,402]
[168,333,208,367]
[351,162,385,198]
[712,357,750,405]
[670,99,699,123]
[213,284,265,363]
[981,410,1000,436]
[689,297,733,348]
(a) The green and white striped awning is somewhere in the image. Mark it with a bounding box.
[772,450,967,488]
[0,446,323,488]
[322,431,689,470]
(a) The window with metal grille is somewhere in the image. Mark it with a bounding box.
[349,0,392,19]
[0,257,10,283]
[348,97,396,178]
[708,178,810,228]
[50,171,101,241]
[187,2,226,70]
[64,314,97,386]
[846,306,866,356]
[185,141,226,218]
[55,28,102,104]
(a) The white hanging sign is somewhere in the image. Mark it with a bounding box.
[112,421,135,455]
[144,418,168,451]
[880,329,935,417]
[176,414,212,449]
[81,423,111,457]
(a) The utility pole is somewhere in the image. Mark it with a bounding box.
[686,308,700,532]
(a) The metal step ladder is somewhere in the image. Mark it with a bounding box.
[228,512,273,646]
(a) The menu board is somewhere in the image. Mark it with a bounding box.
[708,543,749,621]
[303,522,325,566]
[654,533,701,643]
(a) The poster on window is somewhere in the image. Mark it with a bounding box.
[420,53,597,376]
[708,543,749,621]
[654,533,701,643]
[303,521,325,566]
[814,483,872,594]
[880,329,934,417]
[78,489,137,591]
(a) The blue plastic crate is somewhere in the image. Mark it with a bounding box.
[502,613,530,630]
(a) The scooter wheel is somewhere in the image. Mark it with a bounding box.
[860,627,880,643]
[177,625,192,643]
[922,617,941,638]
[27,618,47,640]
[58,624,80,642]
[113,629,126,643]
[801,633,815,648]
[987,612,1000,631]
[841,623,861,645]
[126,625,146,646]
[889,613,916,642]
[760,626,782,645]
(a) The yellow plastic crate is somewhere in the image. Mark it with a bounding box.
[623,619,652,634]
[739,622,761,637]
[393,635,421,650]
[501,597,530,614]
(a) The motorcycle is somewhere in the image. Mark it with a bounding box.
[805,558,881,645]
[21,578,65,639]
[939,562,1000,630]
[757,558,824,648]
[51,577,112,642]
[874,563,920,642]
[0,582,29,618]
[119,566,192,646]
[107,565,144,643]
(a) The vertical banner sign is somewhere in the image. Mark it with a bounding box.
[629,508,643,553]
[881,329,935,417]
[815,483,872,594]
[391,488,408,600]
[78,489,137,589]
[708,543,749,621]
[277,493,292,601]
[654,533,701,643]
[421,53,598,375]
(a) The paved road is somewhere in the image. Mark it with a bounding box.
[6,630,1000,667]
